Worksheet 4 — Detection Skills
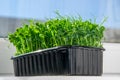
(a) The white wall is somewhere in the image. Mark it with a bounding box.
[0,38,120,73]
[103,43,120,73]
[0,38,15,73]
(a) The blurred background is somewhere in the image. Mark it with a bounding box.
[0,0,120,75]
[0,0,120,42]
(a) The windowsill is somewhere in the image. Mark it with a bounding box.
[0,73,120,80]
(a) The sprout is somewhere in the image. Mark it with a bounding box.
[8,14,106,56]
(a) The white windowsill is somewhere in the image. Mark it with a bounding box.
[0,73,120,80]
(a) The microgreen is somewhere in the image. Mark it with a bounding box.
[8,13,106,56]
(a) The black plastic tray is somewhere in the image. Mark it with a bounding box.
[11,46,104,76]
[12,46,68,76]
[67,46,104,76]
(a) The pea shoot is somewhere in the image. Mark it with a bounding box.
[8,13,106,56]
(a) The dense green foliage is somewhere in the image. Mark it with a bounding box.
[8,14,106,56]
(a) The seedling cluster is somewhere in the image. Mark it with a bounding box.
[8,14,105,55]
